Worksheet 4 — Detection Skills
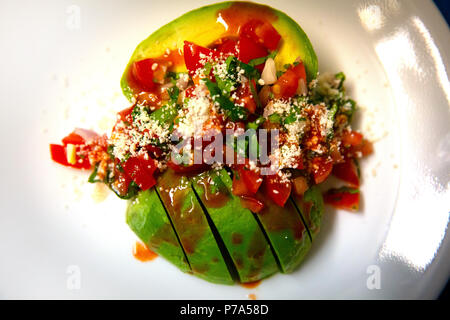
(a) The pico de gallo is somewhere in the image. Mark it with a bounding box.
[50,19,372,212]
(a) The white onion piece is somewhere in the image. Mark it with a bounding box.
[261,58,277,85]
[297,78,308,96]
[74,128,98,143]
[176,73,189,90]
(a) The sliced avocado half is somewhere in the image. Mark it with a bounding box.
[126,188,190,272]
[121,1,318,101]
[156,169,234,284]
[292,185,324,241]
[190,169,279,283]
[253,192,312,273]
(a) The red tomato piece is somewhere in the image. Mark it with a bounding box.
[241,19,281,51]
[184,86,196,98]
[232,172,251,197]
[263,175,292,207]
[240,195,264,213]
[272,62,306,99]
[183,41,218,76]
[341,130,363,147]
[324,189,360,211]
[234,81,257,113]
[237,35,268,65]
[216,38,239,57]
[49,144,91,170]
[122,155,157,191]
[311,157,333,184]
[238,165,262,194]
[351,139,374,157]
[114,168,132,196]
[332,159,359,188]
[62,132,85,146]
[131,58,157,91]
[117,105,135,124]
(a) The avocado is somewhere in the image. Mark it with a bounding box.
[156,169,234,284]
[126,188,190,273]
[190,169,279,283]
[252,192,311,273]
[292,186,324,240]
[121,1,318,101]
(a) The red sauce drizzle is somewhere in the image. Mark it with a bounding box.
[132,241,158,262]
[248,293,257,300]
[241,280,261,289]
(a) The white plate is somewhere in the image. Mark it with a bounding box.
[0,0,448,299]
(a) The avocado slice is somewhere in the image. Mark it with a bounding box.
[252,190,312,273]
[156,169,234,284]
[190,169,279,283]
[292,186,324,240]
[126,188,190,273]
[121,1,318,101]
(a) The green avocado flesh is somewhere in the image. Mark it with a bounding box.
[121,1,318,101]
[253,193,312,273]
[156,169,234,284]
[292,186,324,240]
[126,188,190,273]
[190,169,279,283]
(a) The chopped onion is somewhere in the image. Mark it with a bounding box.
[74,128,98,143]
[297,78,308,96]
[261,58,277,85]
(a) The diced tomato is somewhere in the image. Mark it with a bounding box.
[50,144,68,166]
[117,105,135,124]
[234,81,257,113]
[131,59,157,91]
[113,169,132,196]
[272,62,306,99]
[238,165,262,194]
[240,195,264,213]
[49,144,91,170]
[145,145,163,159]
[351,139,374,157]
[183,41,218,76]
[341,130,363,147]
[184,86,196,98]
[241,19,281,51]
[62,132,85,146]
[324,189,360,211]
[332,159,359,188]
[263,175,292,207]
[237,35,268,65]
[122,154,157,191]
[311,157,333,184]
[216,38,239,57]
[232,171,251,196]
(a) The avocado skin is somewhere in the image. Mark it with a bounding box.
[191,169,279,283]
[253,193,312,273]
[126,188,190,273]
[121,1,318,101]
[292,186,324,241]
[156,169,234,285]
